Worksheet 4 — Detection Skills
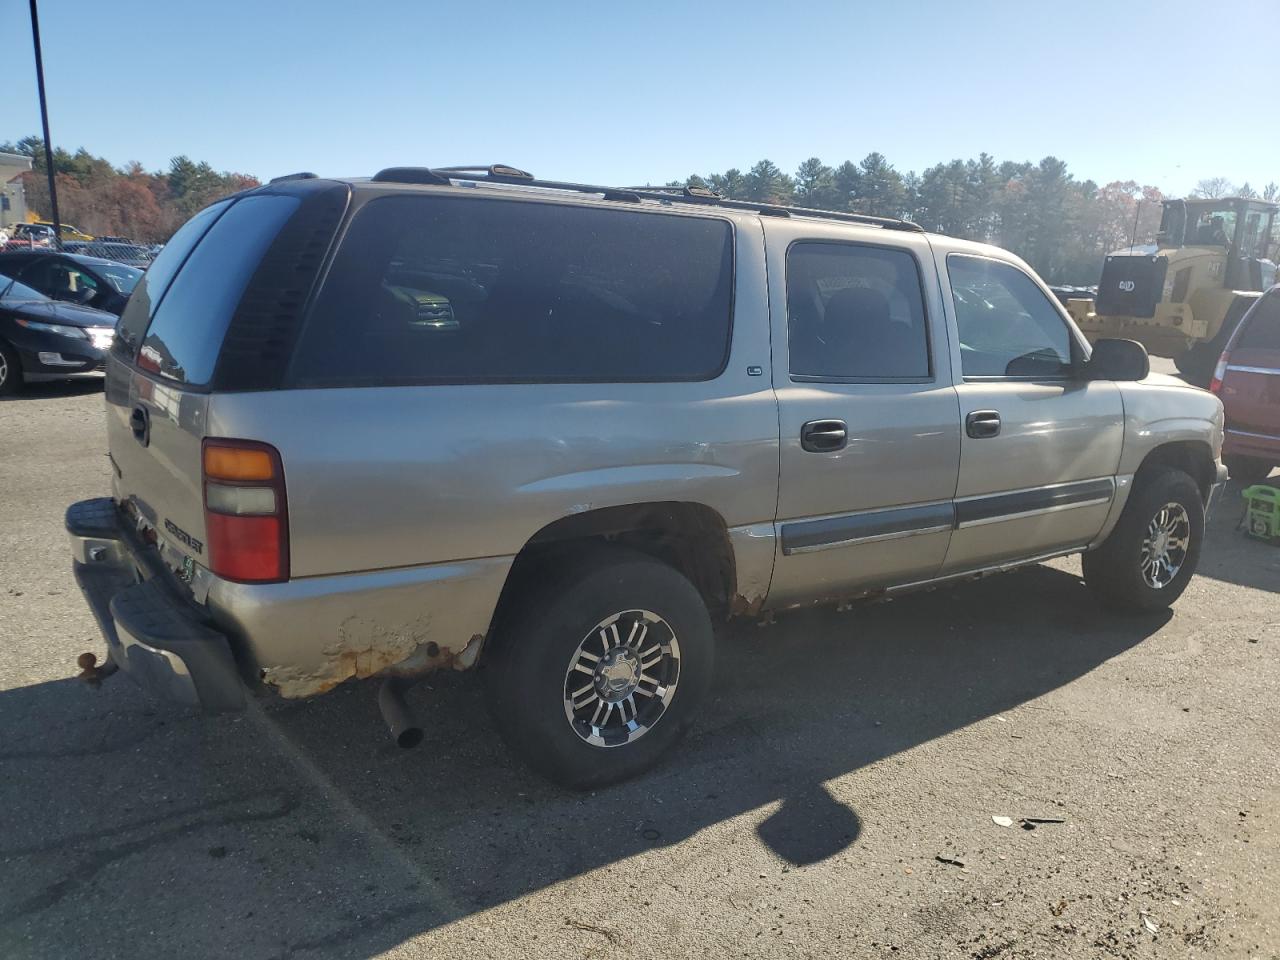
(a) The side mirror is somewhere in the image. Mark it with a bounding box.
[1086,338,1149,381]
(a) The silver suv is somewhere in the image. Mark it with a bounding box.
[68,165,1227,787]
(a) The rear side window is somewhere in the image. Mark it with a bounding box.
[288,196,735,386]
[139,195,301,386]
[1235,294,1280,351]
[114,199,231,358]
[786,241,931,380]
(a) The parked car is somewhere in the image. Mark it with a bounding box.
[31,220,93,241]
[83,241,154,267]
[1211,286,1279,483]
[0,250,141,316]
[67,168,1227,787]
[8,223,55,247]
[0,272,117,395]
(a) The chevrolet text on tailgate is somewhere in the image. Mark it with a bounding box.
[68,165,1228,788]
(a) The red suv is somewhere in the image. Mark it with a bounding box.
[1212,287,1280,484]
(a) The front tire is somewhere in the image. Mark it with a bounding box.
[483,548,714,789]
[1224,454,1274,486]
[0,341,22,396]
[1083,467,1204,614]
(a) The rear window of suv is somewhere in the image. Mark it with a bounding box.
[288,195,735,386]
[1235,293,1280,351]
[138,195,301,386]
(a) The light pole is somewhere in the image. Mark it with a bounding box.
[28,0,61,248]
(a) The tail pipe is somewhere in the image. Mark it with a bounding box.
[377,676,424,749]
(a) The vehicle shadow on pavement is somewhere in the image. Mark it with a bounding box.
[0,565,1168,960]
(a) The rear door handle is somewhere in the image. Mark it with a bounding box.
[966,410,1001,439]
[129,405,150,447]
[801,419,847,453]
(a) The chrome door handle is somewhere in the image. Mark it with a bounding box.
[801,419,847,452]
[966,410,1001,439]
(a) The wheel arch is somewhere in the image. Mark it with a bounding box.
[482,501,739,663]
[1136,439,1216,502]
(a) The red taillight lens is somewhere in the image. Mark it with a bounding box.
[1208,352,1229,395]
[206,514,285,581]
[202,439,288,583]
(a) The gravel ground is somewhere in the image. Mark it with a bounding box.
[1,371,1277,960]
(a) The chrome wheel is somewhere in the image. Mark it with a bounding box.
[563,609,680,748]
[0,350,8,389]
[1140,502,1190,589]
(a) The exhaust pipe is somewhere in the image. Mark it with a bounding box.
[378,677,424,749]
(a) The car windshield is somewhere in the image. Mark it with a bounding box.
[0,272,49,302]
[92,261,143,293]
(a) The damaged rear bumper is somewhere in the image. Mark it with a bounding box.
[69,498,514,704]
[67,498,245,712]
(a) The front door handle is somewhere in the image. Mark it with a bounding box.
[966,409,1001,439]
[801,419,847,453]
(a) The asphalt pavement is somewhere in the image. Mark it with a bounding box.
[1,369,1277,960]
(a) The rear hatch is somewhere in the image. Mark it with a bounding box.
[105,181,348,576]
[1222,292,1280,436]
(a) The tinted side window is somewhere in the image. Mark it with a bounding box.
[786,242,930,380]
[25,258,99,304]
[948,255,1073,378]
[140,195,300,386]
[289,196,734,386]
[1235,293,1280,351]
[114,199,231,358]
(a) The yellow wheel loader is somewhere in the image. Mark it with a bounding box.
[1068,197,1278,383]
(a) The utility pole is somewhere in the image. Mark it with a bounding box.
[28,0,61,248]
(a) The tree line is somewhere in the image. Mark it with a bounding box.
[3,134,1273,284]
[667,156,1277,284]
[1,135,258,243]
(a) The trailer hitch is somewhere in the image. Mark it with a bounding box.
[76,651,118,687]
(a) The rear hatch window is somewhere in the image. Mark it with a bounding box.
[136,195,301,385]
[288,195,735,387]
[1235,294,1280,353]
[114,199,232,359]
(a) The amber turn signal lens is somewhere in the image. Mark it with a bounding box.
[203,445,276,482]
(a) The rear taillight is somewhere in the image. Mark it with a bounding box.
[202,438,288,583]
[1209,352,1229,395]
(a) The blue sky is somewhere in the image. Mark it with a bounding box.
[1,0,1274,194]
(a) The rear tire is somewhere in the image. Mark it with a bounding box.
[1224,454,1275,486]
[483,547,714,789]
[1172,349,1198,378]
[0,341,22,396]
[1176,342,1216,386]
[1082,467,1204,614]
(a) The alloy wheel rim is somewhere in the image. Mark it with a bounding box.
[563,609,680,748]
[1140,501,1190,589]
[0,351,7,387]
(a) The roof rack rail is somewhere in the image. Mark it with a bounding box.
[371,167,451,185]
[433,164,534,182]
[373,165,925,232]
[269,171,318,183]
[612,184,920,230]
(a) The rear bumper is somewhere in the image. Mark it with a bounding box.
[67,498,245,712]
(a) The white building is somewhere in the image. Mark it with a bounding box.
[0,152,33,229]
